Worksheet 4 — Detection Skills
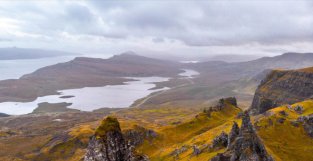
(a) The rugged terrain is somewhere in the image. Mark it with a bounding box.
[1,52,313,110]
[250,67,313,114]
[1,53,313,161]
[139,52,313,109]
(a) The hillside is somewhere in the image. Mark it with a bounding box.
[142,52,313,109]
[256,99,313,161]
[1,97,313,160]
[250,67,313,114]
[0,53,181,103]
[190,52,313,82]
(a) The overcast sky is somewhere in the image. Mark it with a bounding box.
[0,0,313,59]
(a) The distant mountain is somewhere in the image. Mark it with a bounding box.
[145,52,313,108]
[0,52,181,102]
[0,47,78,60]
[0,112,10,117]
[207,54,263,62]
[190,52,313,83]
[250,67,313,114]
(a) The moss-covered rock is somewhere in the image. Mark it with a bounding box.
[95,116,121,138]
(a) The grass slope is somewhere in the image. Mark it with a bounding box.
[137,102,242,161]
[256,100,313,161]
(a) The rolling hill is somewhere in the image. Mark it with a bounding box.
[0,53,182,103]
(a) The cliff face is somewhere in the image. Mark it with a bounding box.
[211,112,273,161]
[84,117,148,161]
[250,67,313,114]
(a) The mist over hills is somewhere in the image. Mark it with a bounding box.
[0,47,79,60]
[0,51,313,161]
[0,51,312,107]
[0,53,182,103]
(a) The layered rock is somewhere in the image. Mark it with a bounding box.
[297,115,313,138]
[211,112,273,161]
[211,132,228,149]
[250,67,313,114]
[84,117,148,161]
[227,122,240,149]
[204,97,238,117]
[124,125,157,147]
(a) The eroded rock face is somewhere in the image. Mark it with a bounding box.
[297,115,313,138]
[211,132,228,149]
[210,112,273,161]
[250,68,313,115]
[124,125,157,147]
[227,122,240,149]
[204,97,238,117]
[84,117,148,161]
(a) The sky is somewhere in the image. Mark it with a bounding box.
[0,0,313,59]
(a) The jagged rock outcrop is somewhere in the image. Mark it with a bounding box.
[297,115,313,138]
[124,125,157,147]
[84,117,148,161]
[250,67,313,114]
[210,112,273,161]
[192,145,201,156]
[170,145,188,158]
[303,116,313,138]
[227,122,240,149]
[211,132,228,149]
[204,97,238,117]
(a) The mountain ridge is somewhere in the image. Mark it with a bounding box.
[250,67,313,114]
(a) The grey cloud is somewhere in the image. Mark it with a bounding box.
[86,1,313,46]
[1,0,313,52]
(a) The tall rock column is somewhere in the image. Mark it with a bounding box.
[84,116,148,161]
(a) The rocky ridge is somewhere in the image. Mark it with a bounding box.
[250,67,313,114]
[211,112,273,161]
[84,117,148,161]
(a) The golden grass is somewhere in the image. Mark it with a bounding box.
[136,103,242,160]
[256,100,313,161]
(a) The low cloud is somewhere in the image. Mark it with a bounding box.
[0,0,313,56]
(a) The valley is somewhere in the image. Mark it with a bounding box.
[0,52,313,161]
[2,1,313,160]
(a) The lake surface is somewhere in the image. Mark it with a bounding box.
[0,77,170,115]
[0,56,199,115]
[179,69,200,78]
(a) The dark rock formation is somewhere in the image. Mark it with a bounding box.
[210,112,273,161]
[217,97,237,108]
[297,115,313,138]
[227,122,240,149]
[204,97,238,117]
[276,118,285,124]
[124,125,157,147]
[278,110,288,116]
[294,105,304,114]
[84,117,148,161]
[250,68,313,114]
[192,145,201,156]
[211,131,228,149]
[170,145,188,158]
[303,117,313,138]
